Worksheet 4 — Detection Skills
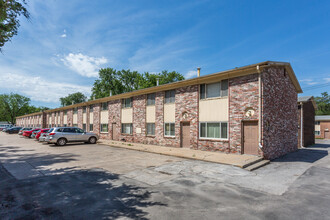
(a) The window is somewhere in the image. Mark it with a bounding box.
[200,80,228,99]
[122,123,132,134]
[64,110,67,115]
[63,128,75,133]
[147,93,156,106]
[73,108,78,114]
[73,124,78,127]
[75,128,84,133]
[102,102,108,111]
[83,107,86,113]
[315,121,320,125]
[147,123,155,135]
[64,124,67,127]
[90,105,93,112]
[100,124,108,132]
[315,131,320,135]
[164,123,175,136]
[83,124,86,131]
[199,122,228,139]
[165,90,175,103]
[122,98,132,108]
[90,124,93,131]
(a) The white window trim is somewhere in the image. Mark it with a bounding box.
[164,122,175,137]
[146,123,156,136]
[122,98,133,109]
[199,121,228,140]
[100,123,108,133]
[121,123,133,134]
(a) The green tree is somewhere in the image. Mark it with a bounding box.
[315,92,330,115]
[0,93,30,124]
[91,68,185,99]
[0,0,29,52]
[60,92,87,106]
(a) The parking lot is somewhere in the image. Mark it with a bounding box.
[1,133,330,219]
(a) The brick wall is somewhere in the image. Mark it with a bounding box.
[133,95,146,143]
[229,73,260,155]
[303,101,315,146]
[67,109,73,127]
[93,104,100,135]
[78,107,83,129]
[320,121,330,139]
[109,100,121,140]
[262,67,298,159]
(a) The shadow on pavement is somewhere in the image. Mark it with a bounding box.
[274,147,328,163]
[0,166,163,219]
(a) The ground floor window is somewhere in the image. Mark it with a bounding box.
[101,124,108,132]
[164,123,175,137]
[83,124,86,131]
[199,122,228,139]
[147,123,155,135]
[90,124,93,131]
[122,123,132,134]
[315,131,320,135]
[64,124,67,127]
[73,124,78,127]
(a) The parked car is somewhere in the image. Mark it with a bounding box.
[18,127,32,135]
[5,127,23,134]
[36,129,49,140]
[46,127,98,146]
[39,129,52,142]
[23,128,40,138]
[31,129,41,138]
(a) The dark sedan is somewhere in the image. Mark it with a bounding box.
[5,127,23,134]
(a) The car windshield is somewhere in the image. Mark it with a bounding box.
[48,128,54,133]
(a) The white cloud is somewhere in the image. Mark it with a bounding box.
[324,78,330,82]
[61,53,108,77]
[300,79,319,86]
[60,29,67,38]
[0,72,91,103]
[185,70,197,79]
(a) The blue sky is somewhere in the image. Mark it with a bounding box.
[1,0,329,108]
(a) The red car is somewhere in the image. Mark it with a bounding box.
[23,128,40,138]
[36,129,49,140]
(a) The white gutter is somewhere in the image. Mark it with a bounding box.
[257,65,263,148]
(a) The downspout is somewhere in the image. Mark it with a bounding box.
[257,65,263,149]
[300,102,303,148]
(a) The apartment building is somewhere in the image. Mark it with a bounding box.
[315,115,330,139]
[16,61,302,160]
[297,96,316,147]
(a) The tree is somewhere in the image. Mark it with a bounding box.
[0,93,30,124]
[60,92,87,106]
[91,68,185,99]
[0,0,29,52]
[315,92,330,115]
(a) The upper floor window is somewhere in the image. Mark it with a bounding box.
[73,108,78,114]
[83,107,86,113]
[147,93,156,106]
[102,102,108,111]
[122,98,132,108]
[89,105,93,113]
[165,90,175,104]
[315,121,320,125]
[64,110,67,115]
[200,80,228,100]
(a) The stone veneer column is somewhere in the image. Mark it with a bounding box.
[133,95,146,143]
[78,107,83,129]
[93,104,100,135]
[60,111,64,126]
[155,91,165,145]
[67,109,73,127]
[109,100,121,141]
[229,73,260,154]
[51,112,55,127]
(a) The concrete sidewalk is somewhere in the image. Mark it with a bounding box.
[98,139,261,168]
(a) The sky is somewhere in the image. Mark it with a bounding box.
[1,0,330,108]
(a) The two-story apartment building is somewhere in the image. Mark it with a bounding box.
[16,61,302,160]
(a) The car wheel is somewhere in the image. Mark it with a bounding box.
[88,137,97,144]
[57,138,67,146]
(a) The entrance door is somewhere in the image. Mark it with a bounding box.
[181,122,190,148]
[325,131,330,139]
[112,123,118,140]
[243,121,259,155]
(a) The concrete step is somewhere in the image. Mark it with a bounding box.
[241,157,263,168]
[244,160,270,171]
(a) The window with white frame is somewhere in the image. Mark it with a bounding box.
[102,102,108,111]
[100,124,108,132]
[89,124,93,131]
[122,123,132,134]
[147,93,156,106]
[147,123,155,135]
[83,107,86,113]
[315,121,320,125]
[199,122,228,139]
[165,90,175,103]
[89,105,93,112]
[315,131,320,135]
[164,123,175,136]
[64,110,67,115]
[200,80,228,99]
[73,108,78,114]
[122,98,132,108]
